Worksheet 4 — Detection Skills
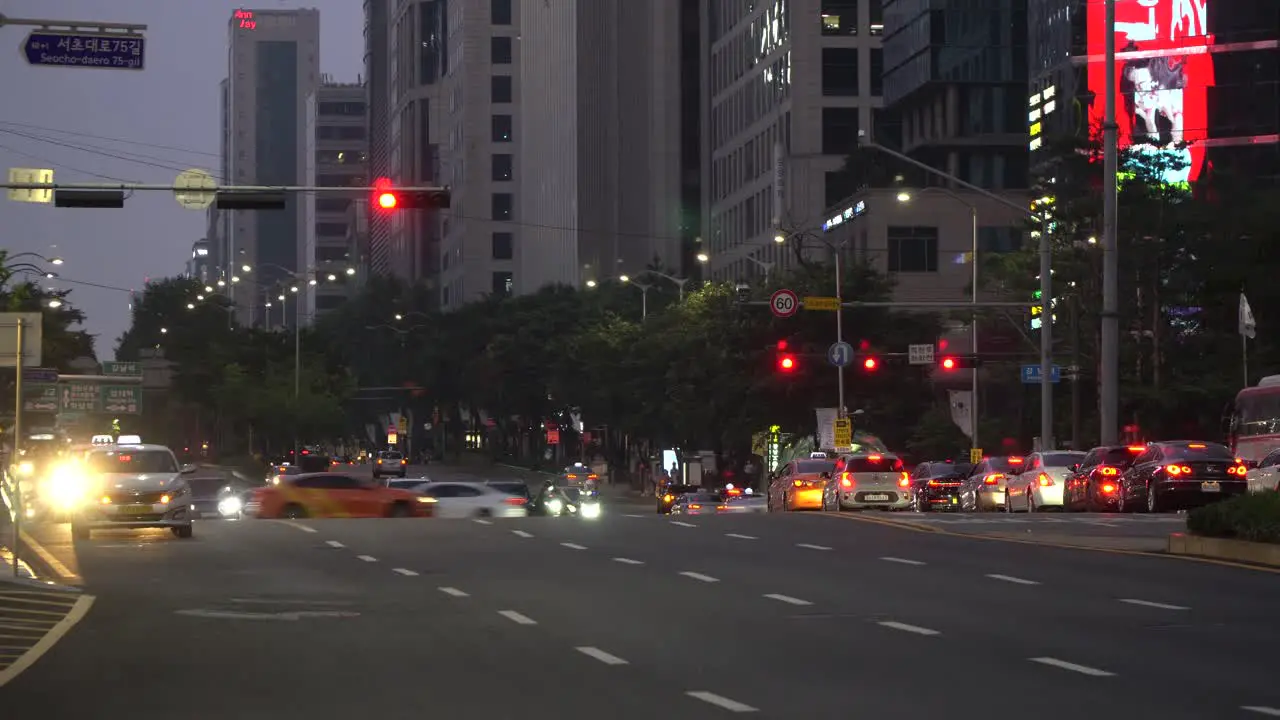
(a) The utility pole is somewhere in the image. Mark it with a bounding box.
[11,317,25,577]
[1100,0,1120,444]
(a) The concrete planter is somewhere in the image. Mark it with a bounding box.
[1168,533,1280,567]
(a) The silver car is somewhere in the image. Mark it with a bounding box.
[718,493,767,514]
[823,453,912,510]
[72,444,196,539]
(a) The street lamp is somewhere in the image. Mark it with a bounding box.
[621,276,654,319]
[47,298,62,308]
[897,187,980,450]
[643,271,689,301]
[5,252,64,266]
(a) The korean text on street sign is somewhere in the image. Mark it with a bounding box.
[833,419,852,449]
[804,296,839,311]
[23,384,58,413]
[102,385,141,414]
[61,382,99,413]
[101,361,141,377]
[1020,364,1062,384]
[546,429,561,445]
[769,289,799,318]
[7,167,53,203]
[970,448,983,464]
[23,31,146,70]
[908,344,935,365]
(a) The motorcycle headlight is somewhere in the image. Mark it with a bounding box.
[581,503,601,519]
[218,496,243,517]
[546,499,563,514]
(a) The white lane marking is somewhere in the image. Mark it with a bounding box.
[686,691,758,713]
[512,530,534,538]
[325,540,345,548]
[1118,598,1189,611]
[356,555,377,562]
[438,587,469,598]
[678,571,719,583]
[622,513,644,518]
[796,543,832,551]
[0,595,95,688]
[473,518,493,525]
[561,542,588,550]
[670,521,696,527]
[498,610,537,625]
[878,621,941,636]
[392,568,418,577]
[613,557,645,565]
[726,533,757,540]
[987,573,1040,585]
[763,593,812,606]
[282,520,317,534]
[880,556,926,566]
[1028,657,1115,677]
[1243,707,1280,717]
[575,646,629,665]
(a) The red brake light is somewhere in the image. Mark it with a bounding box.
[1099,467,1118,476]
[1100,483,1116,493]
[689,504,702,510]
[983,474,1002,485]
[1127,446,1145,453]
[867,454,882,462]
[503,496,527,506]
[898,472,910,488]
[1037,472,1053,487]
[840,472,853,488]
[1227,465,1246,476]
[1164,464,1193,476]
[1187,443,1206,449]
[118,455,132,462]
[1008,457,1024,464]
[927,479,940,487]
[587,474,598,480]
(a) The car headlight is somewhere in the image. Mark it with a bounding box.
[17,461,34,477]
[217,496,243,517]
[546,499,563,514]
[581,503,601,519]
[43,465,86,510]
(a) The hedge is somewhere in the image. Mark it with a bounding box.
[1186,492,1280,545]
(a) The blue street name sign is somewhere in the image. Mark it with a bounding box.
[827,341,854,368]
[21,367,58,383]
[23,31,146,70]
[1021,364,1062,384]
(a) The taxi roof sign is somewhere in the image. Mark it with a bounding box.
[91,434,115,445]
[116,434,142,445]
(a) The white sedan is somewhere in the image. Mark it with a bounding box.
[1005,451,1086,512]
[412,481,528,519]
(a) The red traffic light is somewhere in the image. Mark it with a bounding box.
[940,356,958,371]
[778,355,796,372]
[862,357,878,371]
[377,191,398,209]
[777,340,788,351]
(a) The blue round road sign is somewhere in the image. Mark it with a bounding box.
[827,341,854,367]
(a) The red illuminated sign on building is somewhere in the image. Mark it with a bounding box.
[235,9,256,30]
[1087,0,1214,184]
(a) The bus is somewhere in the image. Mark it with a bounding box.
[1229,375,1280,463]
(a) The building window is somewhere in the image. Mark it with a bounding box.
[318,101,364,116]
[491,114,513,142]
[869,0,884,35]
[492,232,513,259]
[821,1,858,35]
[870,49,884,96]
[316,222,347,237]
[821,107,860,155]
[491,75,513,103]
[491,36,512,64]
[491,0,512,25]
[492,193,513,221]
[822,48,860,96]
[887,227,939,272]
[492,153,513,181]
[492,271,513,297]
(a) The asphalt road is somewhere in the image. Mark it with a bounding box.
[4,473,1280,717]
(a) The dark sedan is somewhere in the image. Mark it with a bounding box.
[909,461,972,511]
[1063,444,1146,511]
[1118,441,1247,512]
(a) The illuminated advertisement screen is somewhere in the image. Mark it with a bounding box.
[1087,0,1214,184]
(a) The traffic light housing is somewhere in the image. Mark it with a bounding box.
[938,355,980,370]
[775,340,797,373]
[373,177,451,210]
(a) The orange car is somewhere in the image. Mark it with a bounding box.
[768,458,837,511]
[247,472,436,519]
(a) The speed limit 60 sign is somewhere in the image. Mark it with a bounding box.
[770,289,799,318]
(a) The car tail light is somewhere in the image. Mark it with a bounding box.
[377,459,383,464]
[588,474,598,480]
[1127,446,1145,453]
[401,459,407,465]
[1008,457,1024,464]
[716,505,729,511]
[867,454,882,462]
[662,494,673,502]
[1100,483,1116,493]
[927,479,940,487]
[566,474,578,479]
[1227,464,1247,476]
[898,472,910,488]
[1188,443,1206,449]
[1099,467,1118,476]
[1036,473,1052,487]
[840,471,853,488]
[503,497,526,506]
[794,479,803,487]
[689,504,702,510]
[983,473,1002,485]
[1164,464,1193,476]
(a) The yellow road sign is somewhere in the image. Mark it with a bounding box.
[969,448,983,464]
[7,167,53,204]
[834,418,852,448]
[804,296,840,311]
[397,416,408,433]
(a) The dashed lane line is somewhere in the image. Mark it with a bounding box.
[880,556,926,566]
[686,691,758,713]
[678,571,719,583]
[356,555,378,563]
[512,530,534,538]
[763,594,812,606]
[392,568,418,577]
[1242,707,1280,717]
[1118,598,1188,611]
[987,574,1040,586]
[438,587,469,598]
[726,533,757,540]
[613,557,644,565]
[282,521,318,533]
[561,542,588,550]
[1028,657,1115,677]
[670,521,696,528]
[796,543,832,551]
[877,621,941,636]
[325,540,345,548]
[498,610,537,625]
[575,646,629,665]
[473,519,493,525]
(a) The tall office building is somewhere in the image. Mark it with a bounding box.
[700,0,885,281]
[220,8,321,327]
[307,80,366,319]
[186,239,211,284]
[517,0,683,291]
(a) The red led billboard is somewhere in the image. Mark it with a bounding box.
[1087,0,1214,184]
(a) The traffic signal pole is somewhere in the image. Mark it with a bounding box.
[834,247,846,422]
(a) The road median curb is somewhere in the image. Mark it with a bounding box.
[1167,533,1280,567]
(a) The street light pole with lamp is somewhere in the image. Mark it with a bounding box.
[896,188,981,450]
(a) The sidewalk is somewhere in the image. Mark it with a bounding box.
[0,544,38,581]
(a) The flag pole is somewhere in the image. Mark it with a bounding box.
[1243,333,1249,387]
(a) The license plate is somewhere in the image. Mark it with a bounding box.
[1200,482,1220,492]
[119,504,153,514]
[864,494,890,502]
